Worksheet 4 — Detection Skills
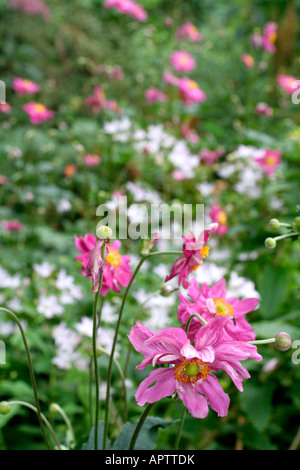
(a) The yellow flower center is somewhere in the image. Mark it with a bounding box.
[218,211,227,225]
[192,246,210,271]
[33,103,46,113]
[188,80,199,90]
[179,55,189,65]
[213,298,233,316]
[265,155,276,166]
[106,247,122,267]
[269,32,277,44]
[174,358,211,384]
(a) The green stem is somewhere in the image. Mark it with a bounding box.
[92,245,106,451]
[185,313,208,336]
[147,250,183,257]
[128,403,154,450]
[174,406,186,450]
[0,307,51,450]
[102,257,146,450]
[50,404,76,448]
[248,338,276,345]
[274,232,299,241]
[8,401,61,450]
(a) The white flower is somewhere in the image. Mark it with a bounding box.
[56,198,72,213]
[55,269,75,290]
[37,295,64,319]
[0,266,21,289]
[227,271,260,299]
[33,262,55,278]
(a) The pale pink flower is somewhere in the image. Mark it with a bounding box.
[9,0,51,19]
[163,72,181,87]
[23,102,54,125]
[176,22,203,42]
[165,224,218,289]
[255,102,273,117]
[129,318,262,418]
[199,148,224,165]
[170,51,196,73]
[277,75,300,95]
[104,0,147,22]
[181,123,200,143]
[145,88,168,104]
[12,78,40,95]
[2,220,24,231]
[241,54,255,69]
[254,148,281,176]
[177,278,258,342]
[84,154,101,167]
[178,78,206,106]
[262,22,277,53]
[0,176,8,185]
[0,103,12,114]
[85,86,120,114]
[208,203,228,236]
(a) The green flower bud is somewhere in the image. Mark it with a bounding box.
[49,403,60,415]
[0,401,11,415]
[159,284,178,297]
[293,216,300,231]
[265,237,276,249]
[96,225,112,240]
[274,332,292,351]
[269,218,280,230]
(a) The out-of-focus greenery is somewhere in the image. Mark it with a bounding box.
[0,0,300,451]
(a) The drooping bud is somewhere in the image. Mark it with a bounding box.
[96,224,113,240]
[274,332,292,351]
[49,403,60,414]
[85,239,108,293]
[269,218,280,230]
[159,283,179,297]
[0,401,11,415]
[265,237,276,249]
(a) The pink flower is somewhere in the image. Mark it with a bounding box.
[0,175,8,185]
[199,148,224,165]
[178,78,206,106]
[262,22,277,53]
[177,278,258,342]
[251,32,263,49]
[277,75,300,95]
[23,102,54,125]
[128,318,262,418]
[0,103,12,114]
[74,234,132,295]
[176,22,203,42]
[85,86,120,114]
[255,102,273,118]
[170,51,196,73]
[241,54,255,69]
[163,72,181,87]
[64,164,78,178]
[165,224,218,289]
[84,154,101,167]
[181,123,200,143]
[145,88,168,104]
[9,0,51,19]
[254,148,281,176]
[2,220,24,231]
[104,0,147,22]
[12,78,40,95]
[208,203,228,236]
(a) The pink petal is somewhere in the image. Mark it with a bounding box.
[135,368,176,406]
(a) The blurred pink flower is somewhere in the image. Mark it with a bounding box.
[262,22,277,53]
[104,0,147,22]
[85,86,120,114]
[129,318,261,418]
[170,51,196,73]
[9,0,51,19]
[199,148,223,165]
[178,78,206,106]
[12,78,40,95]
[254,148,281,176]
[255,102,273,117]
[0,175,8,185]
[84,154,101,166]
[181,123,200,143]
[23,102,54,125]
[251,32,263,49]
[2,220,24,231]
[0,103,12,114]
[64,164,78,178]
[277,74,300,95]
[145,87,168,104]
[176,22,203,42]
[208,203,228,236]
[241,54,255,69]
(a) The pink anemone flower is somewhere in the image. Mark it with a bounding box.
[254,148,281,176]
[208,203,228,236]
[104,0,147,22]
[241,54,255,69]
[23,102,54,125]
[165,224,218,289]
[277,75,300,95]
[12,78,40,95]
[145,88,168,104]
[74,234,132,295]
[129,317,262,418]
[177,278,258,342]
[178,78,206,106]
[170,51,196,73]
[262,22,277,53]
[176,22,203,42]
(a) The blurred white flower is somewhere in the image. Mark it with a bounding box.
[37,294,64,318]
[33,261,55,278]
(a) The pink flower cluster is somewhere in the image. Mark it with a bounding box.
[9,0,50,19]
[85,86,120,114]
[104,0,147,22]
[251,22,277,53]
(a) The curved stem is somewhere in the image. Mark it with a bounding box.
[174,406,186,450]
[147,250,182,258]
[8,401,61,450]
[0,307,51,450]
[51,404,76,448]
[102,257,146,450]
[128,403,154,450]
[274,232,299,241]
[185,313,208,336]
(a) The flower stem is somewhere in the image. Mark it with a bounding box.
[274,232,299,241]
[128,402,154,450]
[185,313,208,336]
[174,406,186,450]
[50,403,76,448]
[102,256,146,450]
[8,401,61,450]
[0,307,51,450]
[147,250,183,258]
[248,338,276,345]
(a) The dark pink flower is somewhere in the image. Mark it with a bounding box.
[199,148,224,165]
[254,148,281,176]
[277,75,300,95]
[178,78,206,106]
[129,318,262,418]
[23,102,54,125]
[178,278,258,342]
[2,220,24,231]
[262,22,277,53]
[165,224,218,289]
[85,86,120,114]
[208,203,228,236]
[0,103,12,114]
[84,154,101,167]
[13,78,40,95]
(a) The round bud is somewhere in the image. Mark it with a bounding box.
[274,332,292,351]
[96,225,112,240]
[160,284,177,297]
[87,346,102,358]
[265,237,276,249]
[49,403,60,414]
[293,216,300,231]
[269,218,280,230]
[0,401,11,415]
[185,364,199,377]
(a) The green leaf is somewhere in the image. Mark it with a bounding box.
[239,382,274,431]
[258,265,288,318]
[252,321,300,341]
[82,421,110,450]
[112,417,174,450]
